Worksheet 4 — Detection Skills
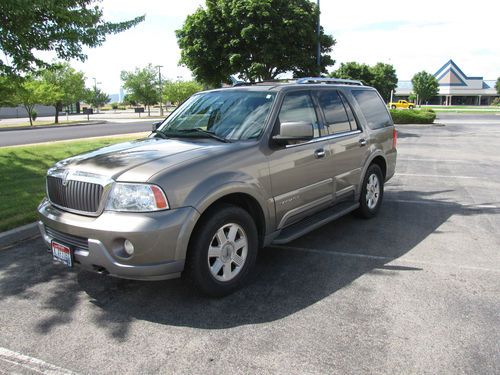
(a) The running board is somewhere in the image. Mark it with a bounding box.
[272,202,359,244]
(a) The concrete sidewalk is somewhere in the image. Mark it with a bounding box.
[0,108,171,128]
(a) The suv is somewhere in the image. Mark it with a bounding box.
[38,78,397,296]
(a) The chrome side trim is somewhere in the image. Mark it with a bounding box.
[278,194,332,229]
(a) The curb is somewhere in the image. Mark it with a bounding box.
[0,222,40,249]
[0,120,108,132]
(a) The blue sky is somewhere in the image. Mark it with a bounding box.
[67,0,499,94]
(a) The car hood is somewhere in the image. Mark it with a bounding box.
[51,137,227,181]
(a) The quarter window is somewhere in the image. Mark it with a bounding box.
[278,91,319,138]
[351,89,392,130]
[318,90,351,134]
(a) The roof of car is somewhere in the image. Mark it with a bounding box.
[206,78,373,94]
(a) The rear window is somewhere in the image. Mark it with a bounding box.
[351,89,392,130]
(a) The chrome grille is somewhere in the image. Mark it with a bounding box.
[47,176,103,213]
[45,226,89,251]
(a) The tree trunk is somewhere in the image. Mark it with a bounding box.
[54,103,60,124]
[148,105,151,116]
[25,105,33,126]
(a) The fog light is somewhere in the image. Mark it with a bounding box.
[123,240,135,256]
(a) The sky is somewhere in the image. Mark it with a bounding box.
[68,0,500,95]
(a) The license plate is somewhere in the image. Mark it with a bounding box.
[51,241,73,268]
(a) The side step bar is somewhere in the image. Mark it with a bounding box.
[272,202,359,244]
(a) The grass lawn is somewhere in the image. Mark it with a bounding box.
[0,135,144,232]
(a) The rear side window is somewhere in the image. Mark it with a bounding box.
[318,90,351,134]
[351,89,392,130]
[278,91,320,138]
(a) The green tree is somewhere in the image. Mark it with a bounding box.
[495,77,500,95]
[163,81,203,105]
[330,62,398,101]
[0,0,144,75]
[176,0,336,86]
[85,88,110,112]
[330,62,374,85]
[40,62,86,123]
[13,77,60,126]
[120,64,158,116]
[370,63,398,102]
[0,76,17,106]
[411,71,439,104]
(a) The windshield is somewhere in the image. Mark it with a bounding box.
[157,90,276,141]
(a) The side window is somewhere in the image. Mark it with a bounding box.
[318,90,351,134]
[339,93,359,130]
[278,91,319,138]
[351,89,392,130]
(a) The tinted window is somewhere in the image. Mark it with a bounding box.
[351,89,392,130]
[318,90,351,134]
[340,93,358,130]
[278,92,319,138]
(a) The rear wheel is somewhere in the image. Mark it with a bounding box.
[185,204,258,297]
[391,105,396,109]
[355,164,384,219]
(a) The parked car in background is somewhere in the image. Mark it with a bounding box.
[389,100,415,109]
[38,77,397,296]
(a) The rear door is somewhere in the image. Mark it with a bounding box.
[268,90,334,229]
[316,89,366,200]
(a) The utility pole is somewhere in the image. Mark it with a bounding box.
[155,65,164,116]
[317,0,321,76]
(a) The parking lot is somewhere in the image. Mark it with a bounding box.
[1,114,499,374]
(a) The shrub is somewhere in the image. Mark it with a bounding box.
[492,97,500,106]
[421,107,435,113]
[390,109,436,124]
[31,110,37,121]
[111,102,119,110]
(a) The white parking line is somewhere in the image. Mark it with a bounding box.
[396,173,476,179]
[0,347,76,375]
[270,245,500,273]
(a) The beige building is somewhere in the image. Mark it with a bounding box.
[396,60,498,105]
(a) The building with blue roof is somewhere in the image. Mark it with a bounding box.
[395,60,498,105]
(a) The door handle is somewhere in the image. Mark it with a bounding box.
[359,139,367,147]
[314,148,326,158]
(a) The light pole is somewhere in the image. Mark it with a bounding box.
[155,65,164,116]
[317,0,321,76]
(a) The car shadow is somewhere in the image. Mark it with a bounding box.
[0,189,498,339]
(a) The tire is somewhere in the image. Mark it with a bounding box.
[391,105,396,109]
[409,106,414,110]
[355,164,384,219]
[185,204,258,297]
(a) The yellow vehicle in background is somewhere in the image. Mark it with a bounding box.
[389,100,415,109]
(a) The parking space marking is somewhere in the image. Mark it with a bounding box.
[384,198,499,209]
[0,347,76,375]
[396,173,476,179]
[270,245,500,273]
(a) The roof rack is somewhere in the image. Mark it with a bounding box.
[296,77,363,86]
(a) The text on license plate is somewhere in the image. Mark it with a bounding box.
[51,241,73,267]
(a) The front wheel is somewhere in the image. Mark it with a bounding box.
[185,204,258,297]
[391,105,396,109]
[355,164,384,219]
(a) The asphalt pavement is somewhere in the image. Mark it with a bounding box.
[0,114,499,374]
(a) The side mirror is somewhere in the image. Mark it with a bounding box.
[152,121,162,131]
[272,121,314,144]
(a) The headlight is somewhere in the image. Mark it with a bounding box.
[106,183,169,212]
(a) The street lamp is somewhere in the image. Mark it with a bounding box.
[155,65,164,116]
[91,77,102,113]
[317,0,321,76]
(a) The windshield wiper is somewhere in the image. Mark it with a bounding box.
[151,129,168,139]
[176,128,231,143]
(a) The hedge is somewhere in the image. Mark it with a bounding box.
[390,109,436,124]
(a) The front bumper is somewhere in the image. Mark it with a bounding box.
[38,199,200,281]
